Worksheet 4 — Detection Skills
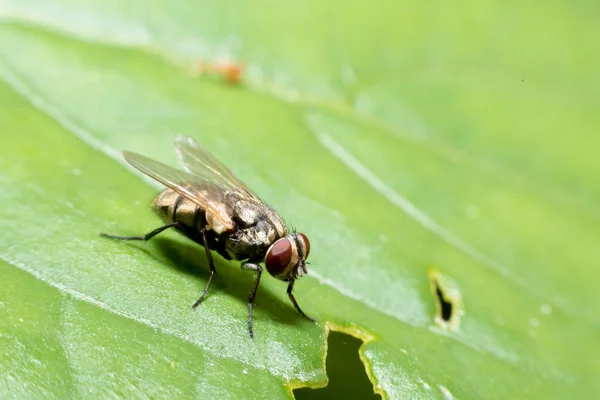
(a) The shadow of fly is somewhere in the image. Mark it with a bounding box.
[101,135,314,338]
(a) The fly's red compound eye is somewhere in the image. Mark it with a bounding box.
[297,233,310,258]
[265,238,293,276]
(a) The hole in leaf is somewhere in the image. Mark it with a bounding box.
[294,331,381,400]
[435,281,453,322]
[428,269,463,331]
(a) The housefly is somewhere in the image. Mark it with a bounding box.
[101,135,314,338]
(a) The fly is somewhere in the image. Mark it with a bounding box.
[100,135,314,338]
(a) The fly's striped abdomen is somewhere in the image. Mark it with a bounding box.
[152,189,206,232]
[152,188,233,261]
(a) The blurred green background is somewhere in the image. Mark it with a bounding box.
[1,1,599,399]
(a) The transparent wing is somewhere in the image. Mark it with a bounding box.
[174,135,256,198]
[123,151,235,232]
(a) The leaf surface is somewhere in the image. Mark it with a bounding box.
[1,1,599,398]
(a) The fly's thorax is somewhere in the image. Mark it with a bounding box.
[224,220,279,261]
[228,192,287,238]
[264,233,311,281]
[151,189,205,231]
[232,199,261,227]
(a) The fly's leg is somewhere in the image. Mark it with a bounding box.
[241,262,263,338]
[100,222,181,241]
[191,229,217,309]
[287,281,315,323]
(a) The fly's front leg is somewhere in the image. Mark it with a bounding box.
[100,222,181,241]
[241,262,262,338]
[192,229,218,309]
[287,281,315,323]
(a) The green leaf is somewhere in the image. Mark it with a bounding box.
[1,1,599,399]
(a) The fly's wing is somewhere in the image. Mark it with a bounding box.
[174,135,256,198]
[174,136,289,232]
[123,151,235,232]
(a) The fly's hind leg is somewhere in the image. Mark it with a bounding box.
[100,222,181,241]
[191,229,218,309]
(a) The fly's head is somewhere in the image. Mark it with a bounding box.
[264,233,310,281]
